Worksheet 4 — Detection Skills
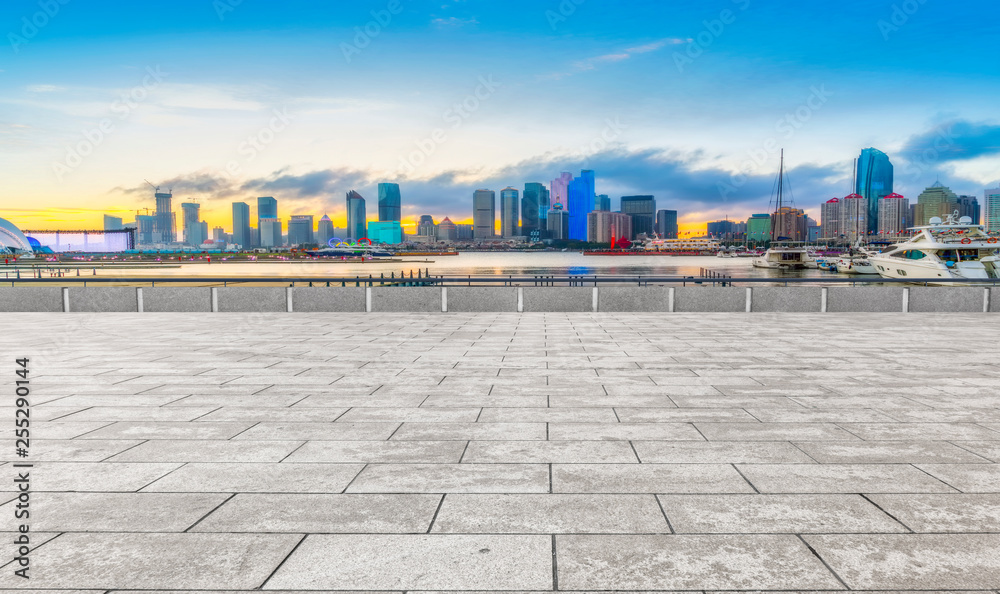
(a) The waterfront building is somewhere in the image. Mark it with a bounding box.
[878,193,909,236]
[154,189,175,243]
[212,226,225,242]
[771,207,808,241]
[567,170,595,240]
[841,194,868,242]
[368,221,403,244]
[257,196,277,231]
[500,187,519,238]
[438,217,457,242]
[231,202,251,248]
[957,195,981,225]
[620,195,656,239]
[913,182,960,226]
[346,190,367,240]
[820,198,841,240]
[856,148,894,234]
[473,189,496,239]
[521,183,547,237]
[746,214,771,242]
[417,215,436,238]
[181,203,205,246]
[587,210,632,244]
[706,220,738,240]
[317,214,334,246]
[288,215,315,245]
[378,183,402,222]
[103,215,123,231]
[547,204,570,240]
[595,194,611,212]
[808,224,821,242]
[550,172,573,213]
[456,224,474,240]
[986,187,1000,232]
[260,218,282,247]
[655,210,678,239]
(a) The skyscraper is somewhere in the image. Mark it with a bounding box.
[103,215,123,231]
[257,197,277,231]
[913,182,959,226]
[317,214,334,246]
[595,194,611,212]
[417,215,436,237]
[180,203,205,246]
[957,195,981,225]
[820,198,841,240]
[288,215,315,245]
[772,207,808,241]
[567,170,595,240]
[437,217,457,241]
[378,183,402,222]
[260,218,282,247]
[746,214,771,242]
[655,210,678,239]
[620,195,656,239]
[856,148,893,234]
[346,191,367,240]
[232,202,251,248]
[152,189,175,243]
[841,194,867,242]
[550,173,573,212]
[473,189,496,239]
[547,204,570,240]
[878,193,909,236]
[500,187,519,238]
[521,183,547,237]
[587,211,632,244]
[984,187,1000,232]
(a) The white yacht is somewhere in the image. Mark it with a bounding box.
[834,254,879,275]
[752,243,810,269]
[868,213,1000,283]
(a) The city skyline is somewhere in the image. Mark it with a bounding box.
[2,0,999,234]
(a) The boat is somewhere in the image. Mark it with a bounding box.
[868,212,1000,284]
[751,150,809,270]
[816,258,838,272]
[305,246,394,258]
[834,255,879,275]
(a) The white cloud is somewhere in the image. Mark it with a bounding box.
[26,84,65,93]
[543,38,691,80]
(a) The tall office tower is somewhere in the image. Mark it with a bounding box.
[213,226,225,241]
[135,215,155,245]
[500,187,520,238]
[655,210,679,239]
[232,202,251,248]
[378,183,402,222]
[878,193,909,236]
[103,215,124,231]
[521,183,546,237]
[180,203,205,246]
[473,189,496,239]
[587,210,632,244]
[417,215,436,237]
[985,187,1000,232]
[437,217,457,241]
[567,170,595,240]
[821,198,842,240]
[317,214,334,246]
[288,215,315,245]
[456,224,474,240]
[772,207,808,241]
[153,190,175,243]
[550,173,573,212]
[257,196,278,230]
[259,218,282,247]
[706,220,738,239]
[957,195,981,225]
[620,195,656,239]
[594,194,611,211]
[346,191,367,240]
[913,182,960,225]
[856,148,894,234]
[547,205,570,240]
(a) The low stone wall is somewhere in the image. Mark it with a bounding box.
[0,286,995,313]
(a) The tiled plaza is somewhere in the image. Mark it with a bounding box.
[2,312,1000,592]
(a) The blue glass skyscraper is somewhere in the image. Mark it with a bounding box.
[378,183,401,222]
[346,190,367,239]
[521,183,548,237]
[567,170,595,241]
[856,148,893,234]
[257,196,277,232]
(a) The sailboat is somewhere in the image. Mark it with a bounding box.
[834,158,879,275]
[752,150,810,270]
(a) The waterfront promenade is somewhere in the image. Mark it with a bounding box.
[2,312,1000,591]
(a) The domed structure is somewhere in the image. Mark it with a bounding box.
[0,217,33,254]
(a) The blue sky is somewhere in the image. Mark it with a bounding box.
[2,0,999,230]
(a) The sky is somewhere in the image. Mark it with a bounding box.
[1,0,999,235]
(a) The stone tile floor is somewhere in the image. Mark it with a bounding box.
[1,312,999,592]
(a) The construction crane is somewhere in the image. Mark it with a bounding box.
[144,179,159,193]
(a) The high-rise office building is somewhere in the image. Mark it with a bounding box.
[346,191,367,240]
[257,196,277,231]
[231,202,251,248]
[595,194,611,212]
[587,211,632,244]
[437,217,457,241]
[878,193,909,236]
[913,182,960,226]
[547,204,570,240]
[288,215,315,245]
[620,195,656,239]
[456,224,474,240]
[103,215,123,231]
[473,189,496,239]
[567,170,595,241]
[180,203,205,246]
[259,218,282,247]
[984,187,1000,232]
[706,220,739,239]
[746,214,770,242]
[378,183,402,222]
[154,190,175,243]
[521,183,547,237]
[550,172,573,235]
[135,215,155,245]
[957,195,981,225]
[317,214,334,246]
[213,226,225,242]
[856,148,893,234]
[417,215,436,237]
[500,187,519,238]
[655,210,678,239]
